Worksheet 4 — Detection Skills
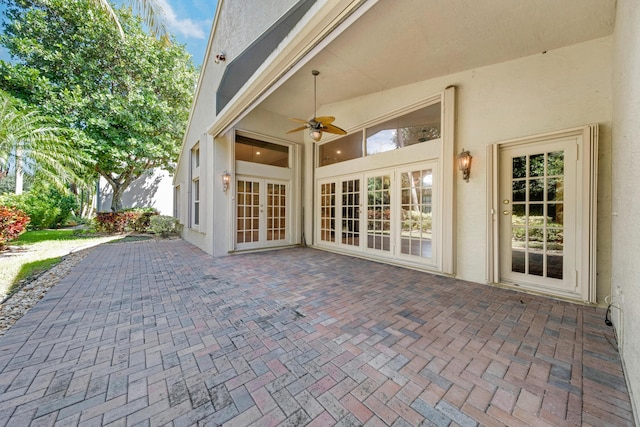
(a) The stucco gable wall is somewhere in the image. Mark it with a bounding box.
[185,0,298,146]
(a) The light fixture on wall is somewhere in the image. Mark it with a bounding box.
[214,52,226,64]
[457,149,472,182]
[222,170,231,192]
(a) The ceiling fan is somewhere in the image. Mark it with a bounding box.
[286,70,346,142]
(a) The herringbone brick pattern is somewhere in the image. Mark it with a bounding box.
[0,240,634,426]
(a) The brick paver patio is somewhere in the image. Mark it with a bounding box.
[0,239,635,426]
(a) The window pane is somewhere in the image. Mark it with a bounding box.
[342,179,360,247]
[399,169,433,259]
[513,156,526,179]
[320,182,336,243]
[319,132,363,166]
[512,180,526,202]
[548,178,564,201]
[367,175,391,252]
[236,135,289,167]
[547,151,564,176]
[529,154,544,177]
[194,147,200,167]
[529,179,544,201]
[366,103,441,156]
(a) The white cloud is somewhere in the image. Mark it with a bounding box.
[157,0,207,39]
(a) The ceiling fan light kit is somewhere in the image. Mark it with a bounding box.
[286,70,347,142]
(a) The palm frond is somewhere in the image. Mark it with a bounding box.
[0,91,92,189]
[90,0,170,44]
[128,0,170,45]
[91,0,125,39]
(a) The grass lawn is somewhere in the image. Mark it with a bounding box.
[0,229,121,300]
[13,229,82,244]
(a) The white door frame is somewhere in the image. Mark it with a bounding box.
[487,124,598,303]
[235,176,291,250]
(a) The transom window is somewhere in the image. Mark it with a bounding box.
[236,135,289,167]
[318,102,441,167]
[366,102,441,156]
[319,133,362,167]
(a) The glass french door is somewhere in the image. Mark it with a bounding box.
[499,139,577,293]
[398,167,434,260]
[317,162,438,267]
[366,174,392,253]
[236,177,288,250]
[341,178,361,247]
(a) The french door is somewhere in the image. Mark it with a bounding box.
[317,162,438,269]
[236,177,288,250]
[494,125,598,302]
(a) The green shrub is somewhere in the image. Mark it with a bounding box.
[148,215,177,237]
[124,208,159,232]
[93,208,159,234]
[401,209,432,233]
[0,206,30,249]
[0,187,78,230]
[511,215,563,245]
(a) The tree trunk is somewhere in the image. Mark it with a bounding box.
[96,165,141,212]
[15,148,23,195]
[110,182,125,211]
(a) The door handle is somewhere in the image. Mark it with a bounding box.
[503,210,510,215]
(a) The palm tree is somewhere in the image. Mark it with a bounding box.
[92,0,170,43]
[0,91,90,192]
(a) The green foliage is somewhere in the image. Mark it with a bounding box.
[0,205,30,248]
[91,0,170,43]
[94,211,136,234]
[0,187,79,230]
[511,215,564,249]
[14,229,78,244]
[401,210,432,233]
[125,208,159,232]
[0,90,92,190]
[93,208,158,233]
[0,0,198,210]
[148,214,177,236]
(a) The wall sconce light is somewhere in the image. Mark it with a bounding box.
[215,52,226,64]
[222,170,231,192]
[309,128,322,142]
[457,148,472,182]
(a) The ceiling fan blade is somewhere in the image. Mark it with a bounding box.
[314,116,336,125]
[323,123,347,135]
[288,117,309,124]
[286,125,309,134]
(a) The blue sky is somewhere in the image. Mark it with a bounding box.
[1,0,218,68]
[115,0,218,67]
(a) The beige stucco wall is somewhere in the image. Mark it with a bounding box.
[612,0,640,420]
[310,36,612,302]
[98,169,174,215]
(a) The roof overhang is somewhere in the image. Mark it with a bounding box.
[209,0,616,140]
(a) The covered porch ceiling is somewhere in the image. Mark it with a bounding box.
[256,0,615,124]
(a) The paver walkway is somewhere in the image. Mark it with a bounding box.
[0,239,635,426]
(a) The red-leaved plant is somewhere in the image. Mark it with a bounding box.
[0,206,30,249]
